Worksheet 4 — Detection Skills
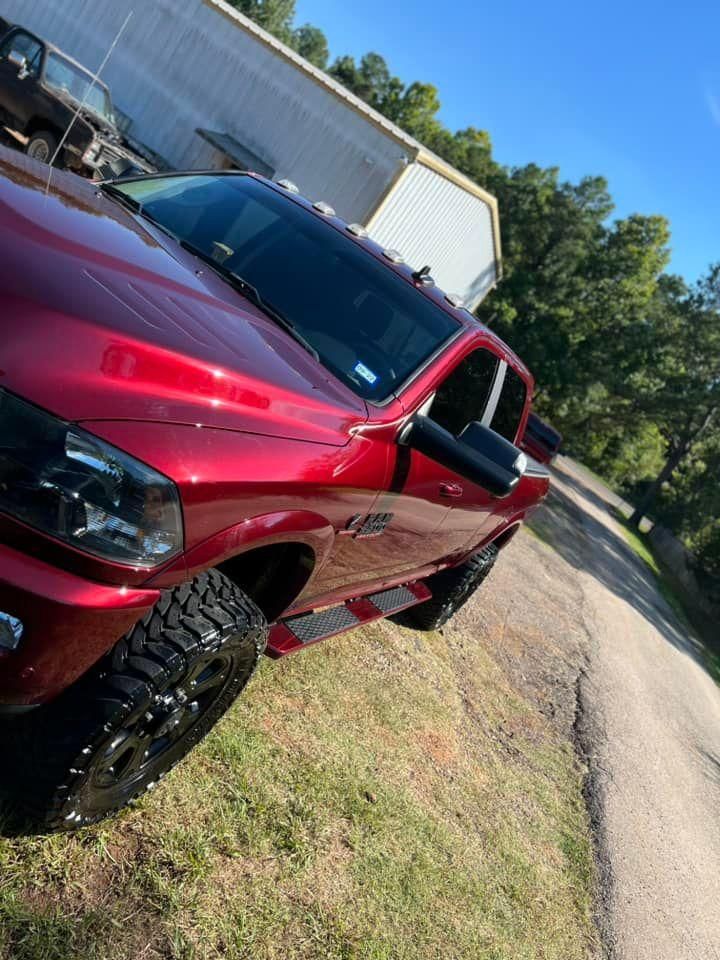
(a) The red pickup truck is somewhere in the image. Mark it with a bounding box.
[0,148,549,829]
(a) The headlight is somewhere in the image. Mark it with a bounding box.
[0,391,183,567]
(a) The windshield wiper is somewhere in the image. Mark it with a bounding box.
[101,187,182,244]
[100,183,141,210]
[178,240,320,362]
[96,198,320,363]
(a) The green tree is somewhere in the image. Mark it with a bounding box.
[475,166,613,407]
[226,0,296,43]
[427,126,497,186]
[628,265,720,526]
[291,23,329,68]
[328,53,441,140]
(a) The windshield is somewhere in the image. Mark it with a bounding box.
[44,52,114,124]
[112,175,460,401]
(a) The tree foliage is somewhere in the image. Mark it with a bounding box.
[291,24,329,68]
[230,0,720,571]
[226,0,296,43]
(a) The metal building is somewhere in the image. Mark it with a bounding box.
[1,0,502,306]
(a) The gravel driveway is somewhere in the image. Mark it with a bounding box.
[533,458,720,959]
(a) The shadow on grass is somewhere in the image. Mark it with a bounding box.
[0,798,35,838]
[529,460,710,672]
[0,736,51,838]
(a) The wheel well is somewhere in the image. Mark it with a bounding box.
[25,118,64,141]
[216,542,315,622]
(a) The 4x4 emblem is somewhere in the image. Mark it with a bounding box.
[341,512,394,539]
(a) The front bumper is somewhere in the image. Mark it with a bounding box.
[82,138,155,177]
[0,543,159,707]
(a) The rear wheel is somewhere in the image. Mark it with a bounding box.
[26,130,61,166]
[8,569,267,831]
[393,544,499,631]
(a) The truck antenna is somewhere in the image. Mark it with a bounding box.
[45,11,134,196]
[411,265,434,286]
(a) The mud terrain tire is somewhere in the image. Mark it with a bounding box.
[7,569,266,831]
[394,544,499,631]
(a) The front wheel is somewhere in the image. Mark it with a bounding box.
[8,569,267,831]
[26,130,61,166]
[393,543,499,631]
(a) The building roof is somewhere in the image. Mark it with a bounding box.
[204,0,501,244]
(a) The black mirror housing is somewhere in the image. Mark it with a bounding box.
[457,421,527,474]
[400,416,526,498]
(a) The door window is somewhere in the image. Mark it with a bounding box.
[429,347,527,443]
[491,366,527,442]
[429,348,499,436]
[0,31,43,77]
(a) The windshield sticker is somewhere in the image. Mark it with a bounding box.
[354,361,378,385]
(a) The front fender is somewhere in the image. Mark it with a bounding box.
[146,509,336,587]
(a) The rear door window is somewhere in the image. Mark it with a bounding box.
[491,366,527,442]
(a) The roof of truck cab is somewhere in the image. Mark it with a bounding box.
[114,167,521,385]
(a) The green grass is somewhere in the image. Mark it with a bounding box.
[613,512,720,684]
[613,511,693,626]
[0,618,597,960]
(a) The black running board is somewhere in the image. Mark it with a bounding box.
[266,582,431,657]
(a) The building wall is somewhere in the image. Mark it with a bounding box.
[2,0,499,304]
[369,163,497,304]
[2,0,408,223]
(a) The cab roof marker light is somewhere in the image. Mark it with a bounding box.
[382,249,405,264]
[313,201,336,216]
[276,179,300,194]
[347,223,369,238]
[445,293,465,308]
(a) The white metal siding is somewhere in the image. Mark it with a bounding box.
[1,0,499,303]
[369,163,497,308]
[1,0,407,222]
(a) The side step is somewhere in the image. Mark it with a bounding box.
[266,581,432,658]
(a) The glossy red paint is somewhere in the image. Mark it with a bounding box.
[0,148,549,706]
[0,152,366,445]
[0,543,158,705]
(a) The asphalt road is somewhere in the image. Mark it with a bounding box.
[546,458,720,960]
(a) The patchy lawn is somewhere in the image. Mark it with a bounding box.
[0,545,596,960]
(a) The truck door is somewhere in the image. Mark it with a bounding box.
[0,29,44,128]
[434,357,529,555]
[370,347,526,578]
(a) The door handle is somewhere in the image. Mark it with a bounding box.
[439,481,463,498]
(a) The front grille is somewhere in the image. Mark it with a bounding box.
[96,142,127,165]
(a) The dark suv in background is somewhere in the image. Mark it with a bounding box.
[0,19,154,176]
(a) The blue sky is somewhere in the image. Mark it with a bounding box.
[295,0,719,283]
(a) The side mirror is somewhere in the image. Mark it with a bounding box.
[8,51,28,79]
[399,416,526,498]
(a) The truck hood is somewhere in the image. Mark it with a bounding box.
[0,149,367,446]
